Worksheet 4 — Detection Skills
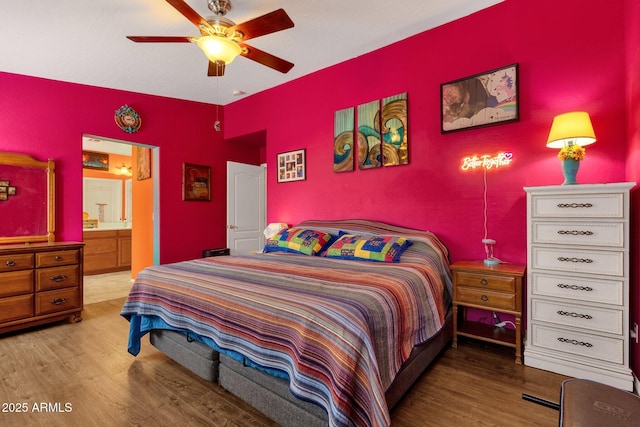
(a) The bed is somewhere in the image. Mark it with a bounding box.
[121,219,453,427]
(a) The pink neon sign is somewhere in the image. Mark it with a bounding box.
[461,152,513,171]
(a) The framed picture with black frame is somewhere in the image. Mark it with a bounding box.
[441,63,519,133]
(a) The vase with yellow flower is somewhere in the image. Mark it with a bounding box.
[557,144,585,185]
[546,111,597,185]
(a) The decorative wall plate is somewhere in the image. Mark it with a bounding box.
[114,105,142,133]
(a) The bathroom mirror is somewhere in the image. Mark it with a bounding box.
[0,151,55,244]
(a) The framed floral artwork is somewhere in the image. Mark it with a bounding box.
[277,149,306,183]
[441,64,518,133]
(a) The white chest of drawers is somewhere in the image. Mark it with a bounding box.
[523,182,635,391]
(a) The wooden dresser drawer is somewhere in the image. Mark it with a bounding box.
[36,287,81,316]
[454,271,515,292]
[530,247,624,276]
[0,294,34,323]
[0,253,34,272]
[530,299,623,335]
[529,323,624,365]
[0,270,34,297]
[530,222,624,248]
[531,193,624,219]
[456,287,516,311]
[36,249,80,268]
[35,265,80,292]
[530,273,623,306]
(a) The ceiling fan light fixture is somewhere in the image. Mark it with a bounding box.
[197,35,242,64]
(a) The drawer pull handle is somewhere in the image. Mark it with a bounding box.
[54,256,63,262]
[50,275,68,282]
[557,310,593,320]
[557,203,593,209]
[558,257,593,264]
[557,337,593,347]
[50,298,68,305]
[557,283,594,292]
[5,260,16,267]
[557,230,594,236]
[480,279,488,285]
[480,295,488,301]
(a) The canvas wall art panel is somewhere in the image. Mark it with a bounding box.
[333,107,354,172]
[381,93,408,166]
[357,100,382,169]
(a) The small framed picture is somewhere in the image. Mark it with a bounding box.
[441,63,518,133]
[0,181,8,187]
[277,149,306,183]
[7,187,16,195]
[182,163,211,201]
[82,150,110,170]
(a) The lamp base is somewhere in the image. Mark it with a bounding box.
[484,258,500,266]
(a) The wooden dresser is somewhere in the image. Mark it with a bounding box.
[0,242,84,334]
[524,183,635,391]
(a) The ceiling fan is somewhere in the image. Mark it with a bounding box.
[127,0,294,76]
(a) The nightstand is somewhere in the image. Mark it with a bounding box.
[451,260,526,364]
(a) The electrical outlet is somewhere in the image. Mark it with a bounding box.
[632,323,639,344]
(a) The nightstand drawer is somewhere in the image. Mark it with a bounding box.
[36,287,81,316]
[530,193,624,219]
[531,247,624,276]
[454,271,515,292]
[456,287,516,311]
[531,222,624,248]
[529,323,623,365]
[530,299,622,335]
[0,253,34,272]
[530,273,623,306]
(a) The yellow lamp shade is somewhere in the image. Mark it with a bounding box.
[546,111,597,148]
[197,36,242,64]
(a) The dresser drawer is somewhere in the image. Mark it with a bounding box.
[454,271,515,292]
[0,294,34,323]
[0,270,34,297]
[529,323,624,365]
[35,265,80,292]
[531,222,624,248]
[456,287,516,311]
[36,249,80,268]
[530,299,622,335]
[531,247,624,276]
[36,287,81,315]
[530,273,623,306]
[0,253,34,272]
[530,193,624,219]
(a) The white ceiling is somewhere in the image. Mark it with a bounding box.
[1,0,502,106]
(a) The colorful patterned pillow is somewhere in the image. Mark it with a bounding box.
[325,234,412,263]
[263,228,336,256]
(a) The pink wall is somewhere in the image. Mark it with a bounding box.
[625,0,640,376]
[0,72,261,263]
[225,0,638,370]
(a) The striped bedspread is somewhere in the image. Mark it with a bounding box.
[121,220,451,427]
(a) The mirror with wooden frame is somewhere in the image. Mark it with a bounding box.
[0,151,55,244]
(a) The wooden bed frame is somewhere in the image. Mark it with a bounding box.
[149,310,453,426]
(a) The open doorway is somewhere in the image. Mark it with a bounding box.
[81,135,159,303]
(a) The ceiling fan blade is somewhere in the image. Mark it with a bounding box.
[208,60,226,76]
[166,0,212,31]
[127,36,193,43]
[240,43,294,74]
[231,9,294,41]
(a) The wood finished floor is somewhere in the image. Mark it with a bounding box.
[0,297,569,427]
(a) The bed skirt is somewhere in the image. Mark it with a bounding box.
[149,310,453,426]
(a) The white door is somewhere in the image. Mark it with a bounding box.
[226,161,266,255]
